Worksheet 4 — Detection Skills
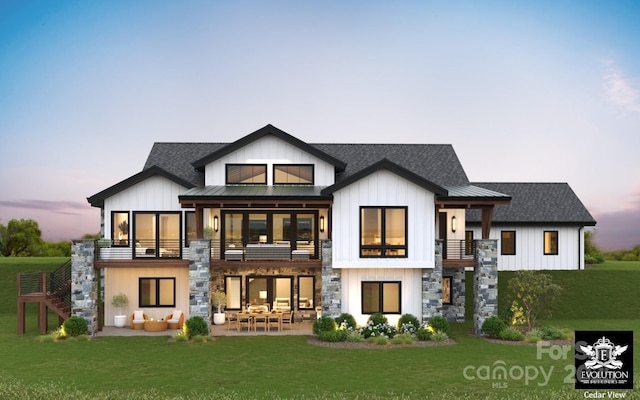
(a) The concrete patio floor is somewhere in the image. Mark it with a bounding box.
[96,320,314,337]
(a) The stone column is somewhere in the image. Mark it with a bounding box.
[71,240,98,335]
[320,239,341,318]
[422,240,443,323]
[473,239,498,335]
[189,240,211,326]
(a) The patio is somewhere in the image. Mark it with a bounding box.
[96,320,314,337]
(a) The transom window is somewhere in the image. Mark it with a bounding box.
[544,231,558,255]
[360,207,407,257]
[139,278,175,307]
[362,281,401,314]
[273,164,314,185]
[501,231,516,255]
[226,164,267,184]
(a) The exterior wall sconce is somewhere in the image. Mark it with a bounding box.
[213,215,219,232]
[320,215,325,232]
[451,215,457,233]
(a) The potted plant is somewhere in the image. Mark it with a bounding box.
[111,293,129,328]
[211,290,227,325]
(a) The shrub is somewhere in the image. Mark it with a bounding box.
[334,313,357,330]
[63,316,88,337]
[313,315,337,334]
[525,329,543,343]
[539,325,563,340]
[361,314,395,339]
[397,313,420,334]
[416,327,433,341]
[499,328,524,341]
[367,335,389,345]
[173,332,189,342]
[318,330,348,342]
[391,333,415,345]
[184,316,208,339]
[190,335,209,343]
[481,316,506,339]
[431,331,449,342]
[427,316,450,335]
[346,331,364,342]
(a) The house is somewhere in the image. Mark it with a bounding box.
[76,124,595,334]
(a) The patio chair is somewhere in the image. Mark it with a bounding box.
[281,311,293,330]
[253,313,268,332]
[268,312,282,332]
[130,310,148,330]
[225,311,238,330]
[165,310,184,329]
[237,313,252,332]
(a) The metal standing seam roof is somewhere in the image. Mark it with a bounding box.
[442,185,511,199]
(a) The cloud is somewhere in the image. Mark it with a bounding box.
[603,62,640,114]
[0,199,90,216]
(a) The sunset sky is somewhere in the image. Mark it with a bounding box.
[1,1,639,249]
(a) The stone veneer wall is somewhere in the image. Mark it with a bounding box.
[422,241,443,322]
[473,239,498,334]
[321,239,341,318]
[189,240,211,325]
[442,267,465,322]
[71,240,98,335]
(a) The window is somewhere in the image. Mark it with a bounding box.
[360,207,407,257]
[544,231,558,255]
[442,277,452,305]
[362,281,401,314]
[133,212,181,258]
[185,211,196,247]
[226,164,267,184]
[139,278,175,307]
[225,276,242,310]
[298,276,315,310]
[246,276,292,307]
[112,212,129,246]
[273,164,314,184]
[501,231,516,255]
[465,231,474,256]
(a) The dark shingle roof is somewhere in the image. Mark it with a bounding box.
[143,142,226,185]
[466,183,596,226]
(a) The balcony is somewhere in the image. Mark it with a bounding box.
[442,239,477,268]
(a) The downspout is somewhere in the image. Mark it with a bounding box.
[578,226,583,270]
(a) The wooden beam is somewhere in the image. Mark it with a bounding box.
[481,207,494,239]
[195,206,204,239]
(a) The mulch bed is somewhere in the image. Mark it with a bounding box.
[307,336,456,348]
[483,337,573,346]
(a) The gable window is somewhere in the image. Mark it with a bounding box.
[544,231,558,255]
[362,281,401,314]
[273,164,314,185]
[133,212,181,258]
[139,277,175,307]
[442,277,452,305]
[501,231,516,255]
[226,164,267,184]
[112,212,129,247]
[360,207,407,257]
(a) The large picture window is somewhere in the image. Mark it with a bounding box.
[139,278,175,307]
[226,164,267,184]
[544,231,558,255]
[501,231,516,255]
[362,281,401,314]
[134,212,181,258]
[273,164,314,185]
[112,211,129,247]
[360,207,407,257]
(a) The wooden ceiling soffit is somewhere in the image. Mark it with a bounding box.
[179,199,332,209]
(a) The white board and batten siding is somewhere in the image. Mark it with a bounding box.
[468,225,584,270]
[203,135,336,186]
[103,175,192,239]
[341,268,423,327]
[331,169,437,269]
[104,267,190,326]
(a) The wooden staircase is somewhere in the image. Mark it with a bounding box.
[17,260,72,334]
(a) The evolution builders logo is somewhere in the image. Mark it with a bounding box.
[575,331,633,390]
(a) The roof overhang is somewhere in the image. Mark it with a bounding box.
[436,185,512,208]
[178,185,333,208]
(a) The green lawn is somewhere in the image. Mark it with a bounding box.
[1,258,639,399]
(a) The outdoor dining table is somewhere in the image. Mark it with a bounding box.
[235,311,283,332]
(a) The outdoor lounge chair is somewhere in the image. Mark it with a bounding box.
[130,311,148,329]
[165,310,184,329]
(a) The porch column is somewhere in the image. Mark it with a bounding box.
[71,240,98,335]
[473,239,498,335]
[189,239,211,327]
[422,241,443,322]
[321,239,341,318]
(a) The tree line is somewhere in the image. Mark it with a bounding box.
[0,219,98,257]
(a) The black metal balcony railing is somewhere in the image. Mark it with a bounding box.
[97,239,186,261]
[442,239,476,261]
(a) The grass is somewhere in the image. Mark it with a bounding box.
[1,257,639,399]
